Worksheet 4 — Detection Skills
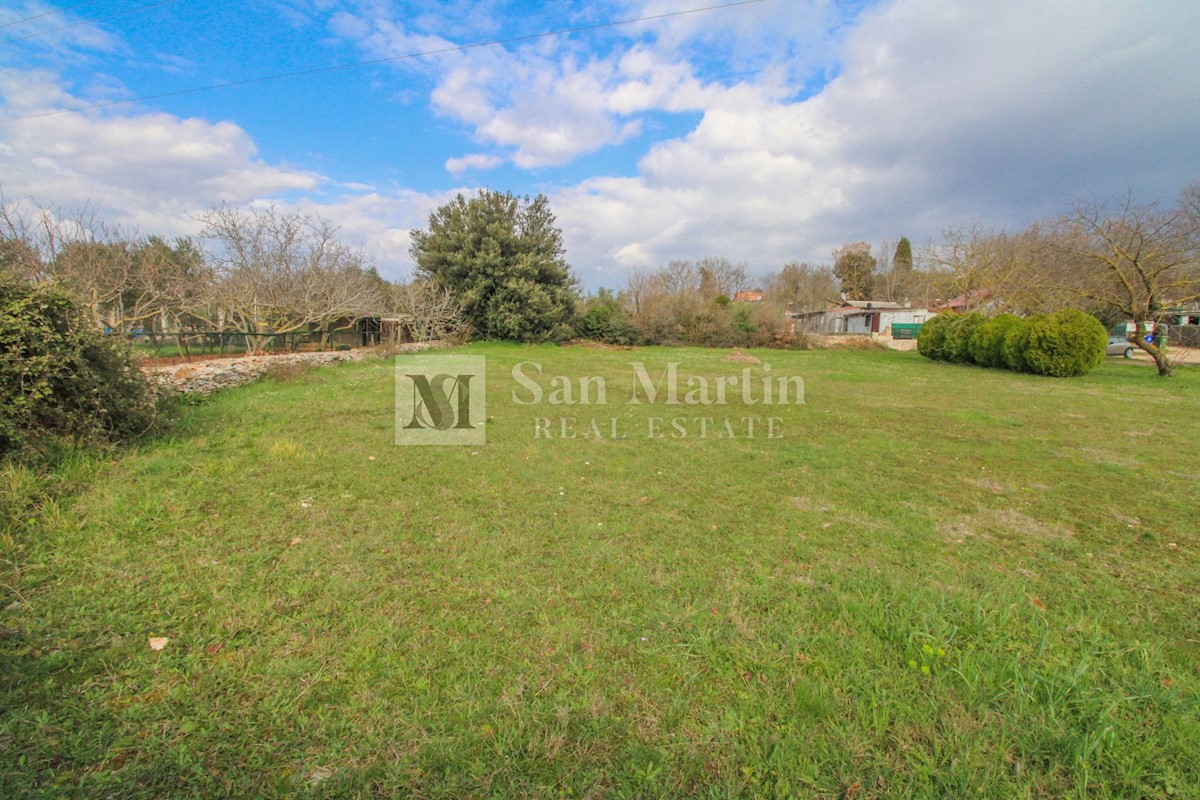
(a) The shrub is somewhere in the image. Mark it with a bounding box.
[945,312,986,363]
[970,313,1022,368]
[579,294,636,345]
[1,277,159,460]
[917,313,955,360]
[1023,309,1107,377]
[1001,316,1036,372]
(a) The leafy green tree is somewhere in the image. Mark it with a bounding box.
[409,190,578,342]
[832,242,876,300]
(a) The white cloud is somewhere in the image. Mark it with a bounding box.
[0,1,121,60]
[4,0,1198,293]
[444,153,503,176]
[551,0,1200,283]
[0,70,319,236]
[325,2,797,168]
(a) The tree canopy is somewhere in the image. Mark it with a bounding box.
[833,242,877,300]
[409,190,577,342]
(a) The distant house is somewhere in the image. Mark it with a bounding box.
[733,290,766,303]
[931,288,994,314]
[792,300,934,335]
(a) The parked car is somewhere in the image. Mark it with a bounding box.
[1107,335,1135,358]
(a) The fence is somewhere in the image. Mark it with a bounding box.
[122,327,386,360]
[1162,324,1200,348]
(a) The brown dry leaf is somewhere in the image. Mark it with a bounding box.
[1029,595,1047,611]
[148,637,169,651]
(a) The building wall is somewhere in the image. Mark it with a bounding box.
[880,309,934,333]
[844,314,872,334]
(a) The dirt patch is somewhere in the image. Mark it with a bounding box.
[939,517,980,542]
[724,350,761,364]
[1124,346,1200,366]
[788,496,829,513]
[940,508,1073,543]
[1068,447,1141,470]
[966,478,1008,494]
[569,339,636,351]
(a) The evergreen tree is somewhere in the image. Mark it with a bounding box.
[894,236,913,273]
[409,190,578,342]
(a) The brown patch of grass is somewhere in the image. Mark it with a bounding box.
[569,339,637,351]
[966,478,1008,494]
[724,350,762,364]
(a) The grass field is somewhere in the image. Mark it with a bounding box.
[2,344,1198,798]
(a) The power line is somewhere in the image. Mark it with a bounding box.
[1,0,181,45]
[0,0,105,30]
[0,0,767,123]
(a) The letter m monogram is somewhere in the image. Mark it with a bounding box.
[405,373,474,430]
[395,355,487,445]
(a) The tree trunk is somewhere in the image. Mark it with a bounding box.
[1134,337,1171,377]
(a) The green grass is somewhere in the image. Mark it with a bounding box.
[3,344,1198,798]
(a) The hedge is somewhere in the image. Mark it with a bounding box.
[919,309,1105,377]
[969,313,1022,368]
[1024,309,1107,377]
[916,313,954,360]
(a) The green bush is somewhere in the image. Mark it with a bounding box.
[970,313,1022,368]
[1023,309,1107,377]
[945,312,986,363]
[1001,316,1036,372]
[1,277,159,460]
[917,313,955,360]
[580,293,635,345]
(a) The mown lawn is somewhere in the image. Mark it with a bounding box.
[2,344,1198,798]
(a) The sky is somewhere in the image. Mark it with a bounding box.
[1,0,1198,289]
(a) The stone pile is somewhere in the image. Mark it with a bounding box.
[145,342,444,395]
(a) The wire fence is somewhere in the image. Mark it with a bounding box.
[119,327,388,360]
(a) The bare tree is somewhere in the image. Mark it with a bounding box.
[1049,189,1200,376]
[198,205,382,351]
[390,279,468,343]
[922,223,1053,313]
[764,261,837,312]
[695,256,751,299]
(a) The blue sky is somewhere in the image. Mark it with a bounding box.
[2,0,1199,288]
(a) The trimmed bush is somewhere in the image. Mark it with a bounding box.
[1000,316,1036,372]
[922,308,1105,378]
[917,313,955,360]
[970,313,1023,368]
[945,312,986,363]
[1023,309,1107,377]
[1,277,159,460]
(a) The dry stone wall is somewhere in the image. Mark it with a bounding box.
[145,343,445,395]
